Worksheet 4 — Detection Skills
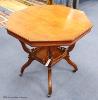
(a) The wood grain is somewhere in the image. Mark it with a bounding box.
[7,5,92,44]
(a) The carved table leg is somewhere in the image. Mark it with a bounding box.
[19,40,31,53]
[19,41,34,76]
[65,55,78,72]
[19,54,34,76]
[48,66,52,97]
[64,43,78,72]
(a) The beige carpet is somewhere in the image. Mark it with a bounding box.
[0,0,28,12]
[0,0,46,27]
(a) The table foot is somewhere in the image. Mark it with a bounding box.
[65,55,78,72]
[47,94,51,97]
[72,68,78,73]
[19,73,23,77]
[48,66,52,97]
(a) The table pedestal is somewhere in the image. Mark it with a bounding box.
[20,41,78,97]
[19,41,78,97]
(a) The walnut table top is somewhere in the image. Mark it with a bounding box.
[7,5,92,46]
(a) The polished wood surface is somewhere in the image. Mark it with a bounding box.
[7,5,92,46]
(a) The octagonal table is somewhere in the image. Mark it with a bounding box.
[6,5,92,97]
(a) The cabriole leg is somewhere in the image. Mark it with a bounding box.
[19,54,34,76]
[65,55,78,72]
[65,43,78,72]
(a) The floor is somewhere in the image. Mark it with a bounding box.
[0,0,98,100]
